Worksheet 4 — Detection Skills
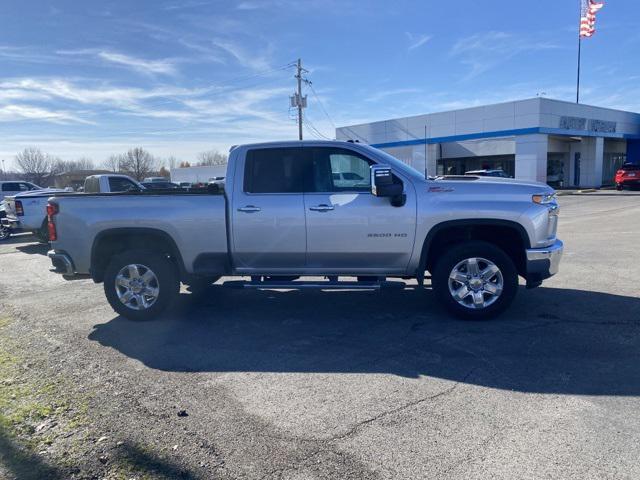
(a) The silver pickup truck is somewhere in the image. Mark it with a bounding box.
[47,140,563,320]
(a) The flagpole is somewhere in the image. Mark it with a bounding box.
[576,36,582,104]
[576,0,582,103]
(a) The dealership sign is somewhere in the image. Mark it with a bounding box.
[560,116,617,133]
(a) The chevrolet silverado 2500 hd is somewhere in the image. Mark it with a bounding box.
[47,141,563,320]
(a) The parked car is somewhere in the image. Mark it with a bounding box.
[0,201,10,241]
[178,182,192,189]
[141,181,180,190]
[465,169,512,178]
[47,140,563,321]
[143,177,168,183]
[0,181,42,202]
[1,174,143,242]
[615,163,640,190]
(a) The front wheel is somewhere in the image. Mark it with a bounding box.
[104,250,179,320]
[432,241,518,320]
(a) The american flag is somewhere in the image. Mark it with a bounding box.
[580,0,604,38]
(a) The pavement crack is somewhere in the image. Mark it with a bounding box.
[327,368,476,442]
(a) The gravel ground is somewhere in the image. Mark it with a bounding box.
[0,191,639,479]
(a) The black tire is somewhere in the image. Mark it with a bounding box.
[0,225,10,241]
[103,250,179,321]
[36,220,49,243]
[432,240,518,320]
[185,276,221,295]
[615,184,623,191]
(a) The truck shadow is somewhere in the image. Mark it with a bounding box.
[88,285,640,396]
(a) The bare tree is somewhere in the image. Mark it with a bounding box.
[103,155,124,173]
[196,150,227,166]
[15,147,54,185]
[119,148,157,181]
[52,157,96,174]
[166,155,178,170]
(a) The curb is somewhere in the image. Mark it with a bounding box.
[557,188,598,196]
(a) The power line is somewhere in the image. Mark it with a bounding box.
[307,82,336,131]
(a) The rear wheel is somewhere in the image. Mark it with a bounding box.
[432,241,518,320]
[104,250,179,320]
[185,276,221,295]
[0,225,10,241]
[615,184,623,191]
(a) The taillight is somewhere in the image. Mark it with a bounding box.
[15,200,24,216]
[47,202,58,242]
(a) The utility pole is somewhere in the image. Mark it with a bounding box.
[290,58,307,140]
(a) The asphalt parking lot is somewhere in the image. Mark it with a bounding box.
[1,191,639,479]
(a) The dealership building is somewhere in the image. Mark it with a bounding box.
[336,98,640,187]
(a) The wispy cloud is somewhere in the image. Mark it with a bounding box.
[57,49,179,76]
[0,104,92,125]
[450,31,559,80]
[406,32,432,51]
[365,88,422,103]
[211,39,272,71]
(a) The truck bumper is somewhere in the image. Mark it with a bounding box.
[525,240,563,287]
[47,250,75,276]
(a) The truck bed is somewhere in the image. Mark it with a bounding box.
[50,193,228,275]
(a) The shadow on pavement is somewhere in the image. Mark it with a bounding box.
[89,285,640,396]
[16,243,49,256]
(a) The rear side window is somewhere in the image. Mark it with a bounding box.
[109,177,139,192]
[2,183,19,191]
[244,148,305,193]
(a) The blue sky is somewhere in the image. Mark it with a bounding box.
[0,0,638,165]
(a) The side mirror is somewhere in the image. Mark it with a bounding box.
[370,165,405,206]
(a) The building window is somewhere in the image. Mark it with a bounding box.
[437,155,515,177]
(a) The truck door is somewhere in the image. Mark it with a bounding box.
[304,146,416,274]
[231,147,307,271]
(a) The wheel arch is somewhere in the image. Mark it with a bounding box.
[417,219,531,284]
[90,228,186,283]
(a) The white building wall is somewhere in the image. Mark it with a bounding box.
[515,134,548,182]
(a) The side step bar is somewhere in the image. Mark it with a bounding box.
[222,279,406,290]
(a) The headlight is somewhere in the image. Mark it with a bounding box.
[532,193,557,205]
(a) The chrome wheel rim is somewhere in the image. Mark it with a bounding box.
[0,226,9,240]
[115,264,159,310]
[448,257,503,310]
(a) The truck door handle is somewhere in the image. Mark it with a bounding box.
[309,204,334,212]
[238,205,261,213]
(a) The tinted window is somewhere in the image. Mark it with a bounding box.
[244,148,305,193]
[309,147,372,192]
[623,164,640,171]
[2,183,20,191]
[109,177,139,192]
[18,183,32,191]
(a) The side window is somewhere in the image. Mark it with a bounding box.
[2,183,19,192]
[309,148,372,192]
[244,148,305,193]
[18,183,32,191]
[108,177,138,192]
